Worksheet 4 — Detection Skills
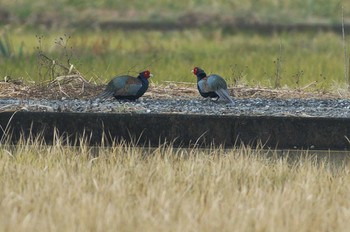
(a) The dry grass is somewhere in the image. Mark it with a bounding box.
[1,138,350,231]
[0,77,348,101]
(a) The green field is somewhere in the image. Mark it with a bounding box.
[1,0,350,89]
[1,29,350,90]
[1,0,350,25]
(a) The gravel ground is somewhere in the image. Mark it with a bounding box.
[1,97,350,118]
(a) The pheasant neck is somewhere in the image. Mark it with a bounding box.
[196,72,207,81]
[138,75,149,86]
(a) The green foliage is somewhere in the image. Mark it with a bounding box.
[0,32,24,58]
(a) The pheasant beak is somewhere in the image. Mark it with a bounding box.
[191,69,194,73]
[149,73,153,77]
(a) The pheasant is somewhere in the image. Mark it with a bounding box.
[96,70,153,100]
[192,67,234,105]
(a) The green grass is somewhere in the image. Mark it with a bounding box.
[1,0,349,25]
[1,0,350,90]
[1,139,350,231]
[1,29,349,90]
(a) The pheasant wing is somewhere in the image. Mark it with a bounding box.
[207,74,234,105]
[110,76,143,96]
[197,78,211,93]
[206,74,228,91]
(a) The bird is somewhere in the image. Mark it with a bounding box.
[192,67,235,105]
[95,70,153,100]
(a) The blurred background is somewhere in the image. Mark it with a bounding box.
[1,0,350,89]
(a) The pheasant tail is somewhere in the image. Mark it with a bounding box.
[215,89,235,105]
[92,89,114,100]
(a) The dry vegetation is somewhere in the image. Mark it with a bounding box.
[0,139,350,232]
[0,76,348,101]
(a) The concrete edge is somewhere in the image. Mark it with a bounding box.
[1,111,350,150]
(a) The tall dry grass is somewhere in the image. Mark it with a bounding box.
[1,139,350,232]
